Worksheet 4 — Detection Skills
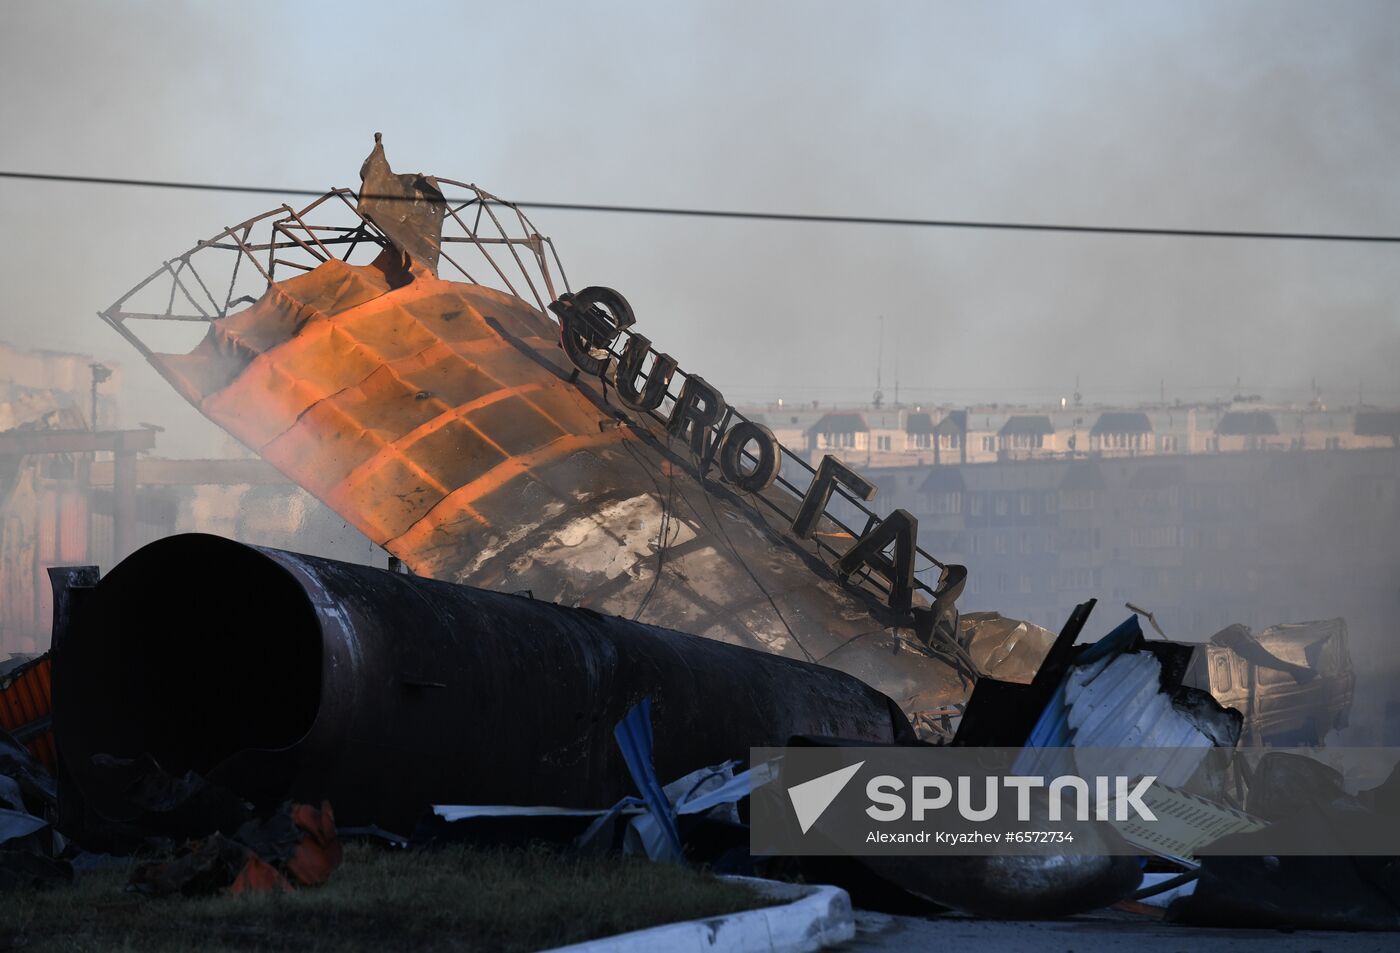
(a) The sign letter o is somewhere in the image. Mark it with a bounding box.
[718,421,781,493]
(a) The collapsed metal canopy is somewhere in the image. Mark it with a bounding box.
[101,139,970,715]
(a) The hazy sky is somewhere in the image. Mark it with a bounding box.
[1,0,1398,454]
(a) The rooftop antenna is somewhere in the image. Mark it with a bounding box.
[872,316,885,409]
[1073,374,1082,408]
[89,363,112,430]
[893,324,901,408]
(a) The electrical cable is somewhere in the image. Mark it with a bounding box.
[3,170,1398,244]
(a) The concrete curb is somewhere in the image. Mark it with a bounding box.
[539,876,854,953]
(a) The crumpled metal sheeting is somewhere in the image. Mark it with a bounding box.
[1066,652,1221,750]
[0,724,67,890]
[0,807,47,846]
[141,254,964,713]
[1012,616,1242,788]
[1018,653,1218,789]
[154,258,608,544]
[1252,619,1348,670]
[129,801,342,898]
[356,134,448,275]
[0,726,55,815]
[960,612,1056,684]
[1210,623,1315,682]
[0,654,54,769]
[1168,756,1400,930]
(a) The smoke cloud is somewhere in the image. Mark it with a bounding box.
[0,0,1396,450]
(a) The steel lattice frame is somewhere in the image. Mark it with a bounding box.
[101,181,568,356]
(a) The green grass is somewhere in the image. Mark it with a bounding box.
[0,844,769,953]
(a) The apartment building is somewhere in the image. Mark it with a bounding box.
[855,446,1400,738]
[746,398,1400,735]
[744,400,1400,469]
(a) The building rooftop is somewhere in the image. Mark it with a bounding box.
[1355,410,1400,437]
[999,415,1055,437]
[1091,411,1153,435]
[807,412,868,434]
[1216,410,1279,435]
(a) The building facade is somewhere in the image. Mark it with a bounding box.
[746,399,1400,739]
[745,400,1400,469]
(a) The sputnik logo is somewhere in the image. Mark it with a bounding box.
[786,761,865,834]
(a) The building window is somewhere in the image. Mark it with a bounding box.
[1129,526,1182,548]
[981,436,996,452]
[1061,489,1097,510]
[925,492,962,515]
[876,435,892,451]
[970,494,984,516]
[1000,433,1045,451]
[1060,568,1098,590]
[994,495,1009,516]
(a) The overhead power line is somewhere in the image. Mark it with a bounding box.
[2,168,1399,244]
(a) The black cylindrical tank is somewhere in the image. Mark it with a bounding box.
[53,534,909,831]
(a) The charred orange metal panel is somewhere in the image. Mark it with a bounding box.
[0,655,55,769]
[133,254,961,707]
[148,257,642,547]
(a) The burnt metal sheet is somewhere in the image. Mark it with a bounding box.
[356,132,447,275]
[960,611,1055,684]
[1186,618,1354,745]
[0,654,54,769]
[100,140,969,714]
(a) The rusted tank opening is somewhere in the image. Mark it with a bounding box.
[66,535,322,782]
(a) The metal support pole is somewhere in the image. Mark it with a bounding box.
[112,434,137,563]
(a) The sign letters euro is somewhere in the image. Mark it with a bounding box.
[550,288,925,613]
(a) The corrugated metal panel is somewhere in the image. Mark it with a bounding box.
[58,487,88,563]
[1018,619,1217,787]
[0,654,54,769]
[36,483,58,564]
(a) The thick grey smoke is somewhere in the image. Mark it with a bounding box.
[1,0,1397,452]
